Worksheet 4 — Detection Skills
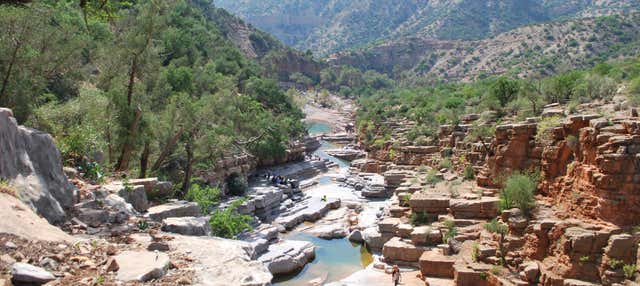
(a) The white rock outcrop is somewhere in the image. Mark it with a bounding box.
[0,108,76,224]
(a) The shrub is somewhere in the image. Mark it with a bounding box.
[484,219,509,266]
[472,243,480,262]
[623,264,637,279]
[448,184,460,198]
[209,200,253,239]
[609,258,624,270]
[628,77,640,106]
[410,211,431,226]
[443,220,458,242]
[463,165,475,180]
[402,194,411,206]
[79,162,104,183]
[490,265,503,275]
[536,116,563,142]
[226,173,247,196]
[439,157,452,169]
[499,173,537,215]
[425,169,442,184]
[417,165,429,173]
[580,256,590,263]
[185,184,221,214]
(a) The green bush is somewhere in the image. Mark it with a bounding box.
[425,169,442,184]
[410,211,432,226]
[209,200,253,239]
[439,157,452,169]
[185,184,221,214]
[623,264,637,279]
[443,220,458,242]
[463,165,475,180]
[500,173,537,215]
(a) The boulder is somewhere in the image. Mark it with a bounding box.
[114,250,171,282]
[521,261,540,283]
[449,197,499,219]
[258,240,315,275]
[409,193,449,215]
[103,194,137,216]
[76,208,109,227]
[169,235,272,286]
[348,229,364,243]
[118,185,149,212]
[147,200,201,221]
[0,108,76,224]
[11,263,55,285]
[410,226,442,246]
[419,250,456,278]
[274,197,340,230]
[382,237,427,263]
[363,227,387,250]
[307,224,348,239]
[161,216,211,236]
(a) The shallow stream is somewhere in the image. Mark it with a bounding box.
[272,122,373,285]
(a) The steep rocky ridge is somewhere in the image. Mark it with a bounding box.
[331,13,640,81]
[215,0,640,56]
[205,5,324,82]
[0,108,75,224]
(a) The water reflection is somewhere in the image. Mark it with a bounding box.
[272,232,373,286]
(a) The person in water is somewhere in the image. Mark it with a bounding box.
[391,265,401,286]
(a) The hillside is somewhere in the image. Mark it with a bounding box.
[331,13,640,82]
[0,0,314,194]
[214,0,640,56]
[205,7,323,82]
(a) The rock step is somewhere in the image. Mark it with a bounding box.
[419,249,456,278]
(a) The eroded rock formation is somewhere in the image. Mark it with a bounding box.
[0,108,76,224]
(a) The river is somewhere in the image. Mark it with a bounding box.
[272,121,374,286]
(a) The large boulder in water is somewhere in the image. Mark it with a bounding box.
[0,108,75,224]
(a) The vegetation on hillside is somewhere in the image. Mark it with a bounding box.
[0,1,304,194]
[357,57,640,147]
[216,0,640,56]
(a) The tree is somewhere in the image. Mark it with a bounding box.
[520,80,543,115]
[491,77,519,107]
[0,3,87,122]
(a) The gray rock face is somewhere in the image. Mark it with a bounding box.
[0,108,75,224]
[161,216,211,236]
[117,185,149,212]
[348,229,363,243]
[11,262,55,285]
[169,235,272,286]
[258,240,315,275]
[274,197,340,230]
[76,208,109,227]
[114,250,171,282]
[307,224,348,239]
[147,200,201,221]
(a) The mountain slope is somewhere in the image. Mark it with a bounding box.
[331,13,640,82]
[214,0,640,55]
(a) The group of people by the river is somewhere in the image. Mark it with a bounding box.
[263,173,297,189]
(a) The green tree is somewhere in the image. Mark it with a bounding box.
[491,77,520,107]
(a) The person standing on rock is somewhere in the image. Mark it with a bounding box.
[392,265,401,286]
